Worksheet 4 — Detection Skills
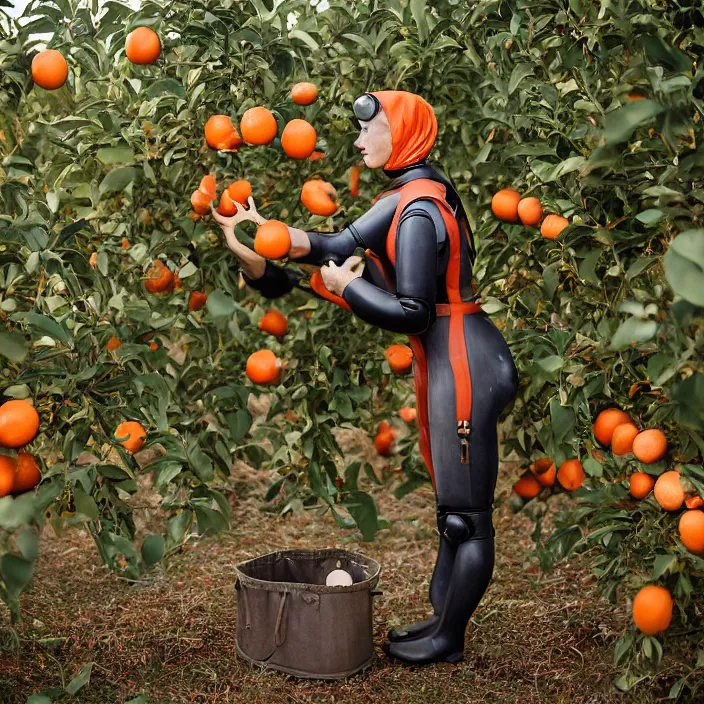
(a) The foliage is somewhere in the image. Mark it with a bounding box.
[0,0,703,697]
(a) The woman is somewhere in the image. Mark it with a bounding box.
[212,91,519,665]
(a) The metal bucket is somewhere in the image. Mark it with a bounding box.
[234,548,382,680]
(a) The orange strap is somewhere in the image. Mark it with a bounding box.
[386,179,475,424]
[436,301,482,316]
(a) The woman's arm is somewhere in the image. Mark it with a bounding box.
[289,192,399,266]
[339,202,439,335]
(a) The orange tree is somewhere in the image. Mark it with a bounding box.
[1,0,703,698]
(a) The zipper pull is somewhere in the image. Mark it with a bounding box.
[457,421,471,465]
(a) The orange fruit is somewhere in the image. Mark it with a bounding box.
[399,407,417,423]
[530,457,556,487]
[540,214,569,239]
[254,220,291,259]
[173,273,183,291]
[685,495,704,509]
[679,510,704,554]
[121,237,130,249]
[491,189,521,222]
[240,106,278,145]
[281,119,317,159]
[385,344,413,375]
[0,400,40,449]
[204,115,242,150]
[106,335,122,351]
[593,408,631,446]
[0,455,16,498]
[227,180,252,205]
[513,471,542,499]
[291,82,318,105]
[13,452,41,494]
[89,251,98,268]
[149,341,159,352]
[301,179,338,216]
[517,197,543,226]
[633,429,667,464]
[258,309,288,338]
[31,49,68,90]
[632,585,673,635]
[654,470,684,511]
[350,165,360,197]
[308,150,326,161]
[611,423,640,455]
[246,350,283,385]
[217,190,238,216]
[375,421,396,457]
[114,421,147,453]
[629,472,655,500]
[125,27,161,65]
[199,174,217,200]
[557,459,585,491]
[191,189,213,215]
[189,291,208,312]
[145,259,175,294]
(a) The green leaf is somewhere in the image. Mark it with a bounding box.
[550,399,575,444]
[603,99,665,144]
[640,34,694,73]
[613,633,633,665]
[96,147,134,164]
[508,63,534,95]
[652,554,678,579]
[99,167,136,195]
[537,356,564,373]
[664,229,704,306]
[410,0,428,43]
[288,29,319,51]
[343,490,380,542]
[0,331,29,363]
[145,78,187,100]
[65,663,93,696]
[14,313,72,343]
[610,318,658,350]
[141,534,165,567]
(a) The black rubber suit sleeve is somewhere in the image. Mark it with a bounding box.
[341,206,438,335]
[241,260,297,299]
[292,193,398,265]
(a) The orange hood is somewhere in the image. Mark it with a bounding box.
[370,90,438,170]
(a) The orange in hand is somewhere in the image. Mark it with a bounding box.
[254,220,291,259]
[227,180,252,205]
[0,400,40,449]
[217,190,238,216]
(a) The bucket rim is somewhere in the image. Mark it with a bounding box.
[234,547,381,594]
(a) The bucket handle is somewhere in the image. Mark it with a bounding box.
[235,581,288,656]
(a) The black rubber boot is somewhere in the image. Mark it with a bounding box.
[387,532,456,641]
[383,534,494,665]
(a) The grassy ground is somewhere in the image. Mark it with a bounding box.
[1,461,643,704]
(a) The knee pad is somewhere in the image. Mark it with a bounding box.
[437,507,494,545]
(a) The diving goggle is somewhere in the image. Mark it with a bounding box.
[352,93,382,123]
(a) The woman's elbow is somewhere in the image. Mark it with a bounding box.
[398,298,435,335]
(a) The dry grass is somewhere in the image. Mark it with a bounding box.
[0,463,648,704]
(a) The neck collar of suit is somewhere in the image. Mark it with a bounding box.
[383,160,452,191]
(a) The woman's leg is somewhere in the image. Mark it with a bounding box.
[383,313,518,663]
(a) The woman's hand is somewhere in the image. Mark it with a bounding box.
[211,196,267,252]
[320,255,365,296]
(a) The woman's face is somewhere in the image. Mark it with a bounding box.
[354,110,393,169]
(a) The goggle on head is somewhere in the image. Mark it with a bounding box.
[352,93,382,127]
